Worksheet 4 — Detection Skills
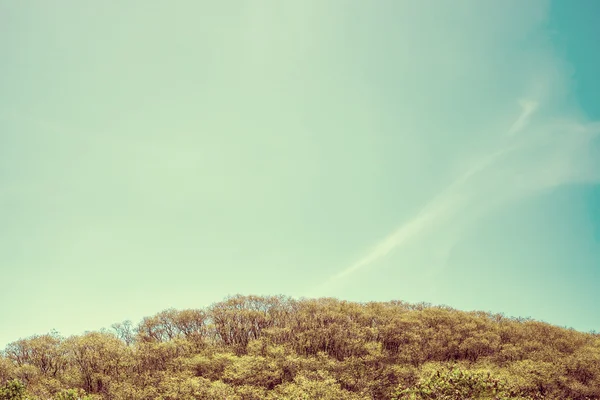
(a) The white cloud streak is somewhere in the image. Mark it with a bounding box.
[328,99,600,285]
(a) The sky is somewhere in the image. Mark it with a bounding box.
[1,0,599,347]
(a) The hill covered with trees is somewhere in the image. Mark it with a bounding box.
[1,295,599,399]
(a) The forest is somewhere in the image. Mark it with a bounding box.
[1,295,599,399]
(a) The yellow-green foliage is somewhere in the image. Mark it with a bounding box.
[1,295,598,399]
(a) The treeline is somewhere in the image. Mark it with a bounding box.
[1,295,599,399]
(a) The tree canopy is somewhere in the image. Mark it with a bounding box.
[1,295,598,399]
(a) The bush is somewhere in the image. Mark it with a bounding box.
[0,380,26,400]
[392,366,526,400]
[54,388,94,400]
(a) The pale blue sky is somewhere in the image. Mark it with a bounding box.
[1,0,599,347]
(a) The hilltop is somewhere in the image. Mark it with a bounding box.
[1,295,599,399]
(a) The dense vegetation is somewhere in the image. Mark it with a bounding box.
[1,295,599,399]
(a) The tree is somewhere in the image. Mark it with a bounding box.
[110,321,135,346]
[63,332,128,395]
[4,333,67,378]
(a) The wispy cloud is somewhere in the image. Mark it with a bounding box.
[325,99,600,287]
[507,100,538,136]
